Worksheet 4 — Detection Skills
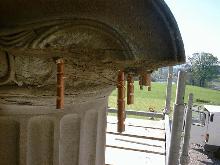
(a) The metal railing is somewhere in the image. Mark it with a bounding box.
[108,108,164,119]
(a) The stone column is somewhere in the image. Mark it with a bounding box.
[0,97,107,165]
[0,1,186,164]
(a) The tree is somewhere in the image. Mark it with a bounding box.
[188,52,219,87]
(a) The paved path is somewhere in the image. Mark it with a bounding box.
[106,116,165,165]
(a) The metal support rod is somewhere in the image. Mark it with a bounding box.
[165,66,173,114]
[180,93,193,165]
[117,70,125,133]
[108,108,164,118]
[168,71,186,165]
[56,59,64,109]
[127,74,134,105]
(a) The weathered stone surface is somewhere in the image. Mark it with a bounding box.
[0,0,185,104]
[0,1,185,165]
[0,98,107,165]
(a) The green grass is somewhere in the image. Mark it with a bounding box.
[108,81,220,113]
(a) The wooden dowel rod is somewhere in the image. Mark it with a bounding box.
[142,73,147,86]
[146,73,151,86]
[56,59,64,109]
[142,73,151,86]
[127,74,134,105]
[139,71,151,91]
[117,70,125,133]
[139,76,143,90]
[146,73,151,91]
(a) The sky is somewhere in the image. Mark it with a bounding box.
[164,0,220,60]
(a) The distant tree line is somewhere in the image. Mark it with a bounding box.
[152,52,219,88]
[186,52,219,87]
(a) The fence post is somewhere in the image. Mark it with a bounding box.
[180,93,193,165]
[165,66,173,114]
[168,71,186,165]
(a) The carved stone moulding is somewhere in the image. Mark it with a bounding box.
[0,0,185,63]
[0,20,129,98]
[0,0,185,102]
[0,97,107,165]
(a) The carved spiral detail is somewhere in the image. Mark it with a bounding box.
[0,19,134,87]
[0,19,133,60]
